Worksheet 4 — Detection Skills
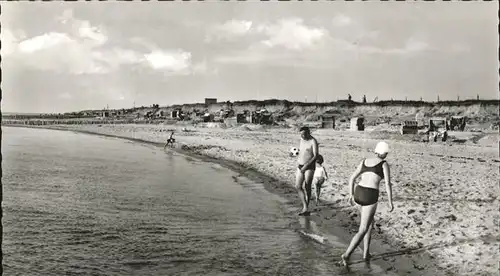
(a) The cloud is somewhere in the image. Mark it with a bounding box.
[129,36,158,51]
[9,10,114,74]
[403,38,430,52]
[77,20,108,45]
[256,18,328,50]
[211,18,331,66]
[214,35,431,68]
[206,19,253,41]
[213,47,340,69]
[91,48,145,71]
[206,18,328,51]
[57,9,107,47]
[1,28,26,56]
[332,14,353,27]
[349,37,431,55]
[214,50,282,65]
[141,48,217,76]
[16,32,108,74]
[144,50,191,72]
[5,9,211,77]
[18,32,74,53]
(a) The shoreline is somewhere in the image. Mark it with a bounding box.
[5,124,498,276]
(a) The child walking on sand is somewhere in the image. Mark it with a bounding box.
[312,155,328,205]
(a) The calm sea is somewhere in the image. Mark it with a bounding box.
[2,126,365,276]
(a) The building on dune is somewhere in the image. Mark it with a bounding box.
[205,98,217,105]
[319,114,335,129]
[350,117,365,131]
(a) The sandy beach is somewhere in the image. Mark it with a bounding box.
[3,1,498,275]
[13,123,499,275]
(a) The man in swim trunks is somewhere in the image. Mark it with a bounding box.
[295,126,319,216]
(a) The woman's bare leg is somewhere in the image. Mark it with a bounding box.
[342,203,378,265]
[363,219,375,260]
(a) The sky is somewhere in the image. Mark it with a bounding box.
[1,2,498,113]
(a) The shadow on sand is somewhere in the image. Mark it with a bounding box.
[339,234,497,265]
[393,196,497,204]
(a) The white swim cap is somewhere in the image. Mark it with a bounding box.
[374,141,389,155]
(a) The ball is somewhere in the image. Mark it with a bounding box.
[289,147,300,157]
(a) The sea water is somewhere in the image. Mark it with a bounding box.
[3,127,361,276]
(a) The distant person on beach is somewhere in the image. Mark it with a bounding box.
[341,141,394,266]
[164,131,175,149]
[295,126,319,216]
[312,154,328,206]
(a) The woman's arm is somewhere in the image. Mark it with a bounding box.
[348,161,363,198]
[382,162,394,211]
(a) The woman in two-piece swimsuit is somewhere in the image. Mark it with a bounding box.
[341,141,394,266]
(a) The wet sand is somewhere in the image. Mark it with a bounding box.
[7,123,499,276]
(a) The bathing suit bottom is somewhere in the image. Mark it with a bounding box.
[354,185,379,206]
[298,163,316,171]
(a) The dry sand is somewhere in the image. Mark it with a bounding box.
[15,123,499,275]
